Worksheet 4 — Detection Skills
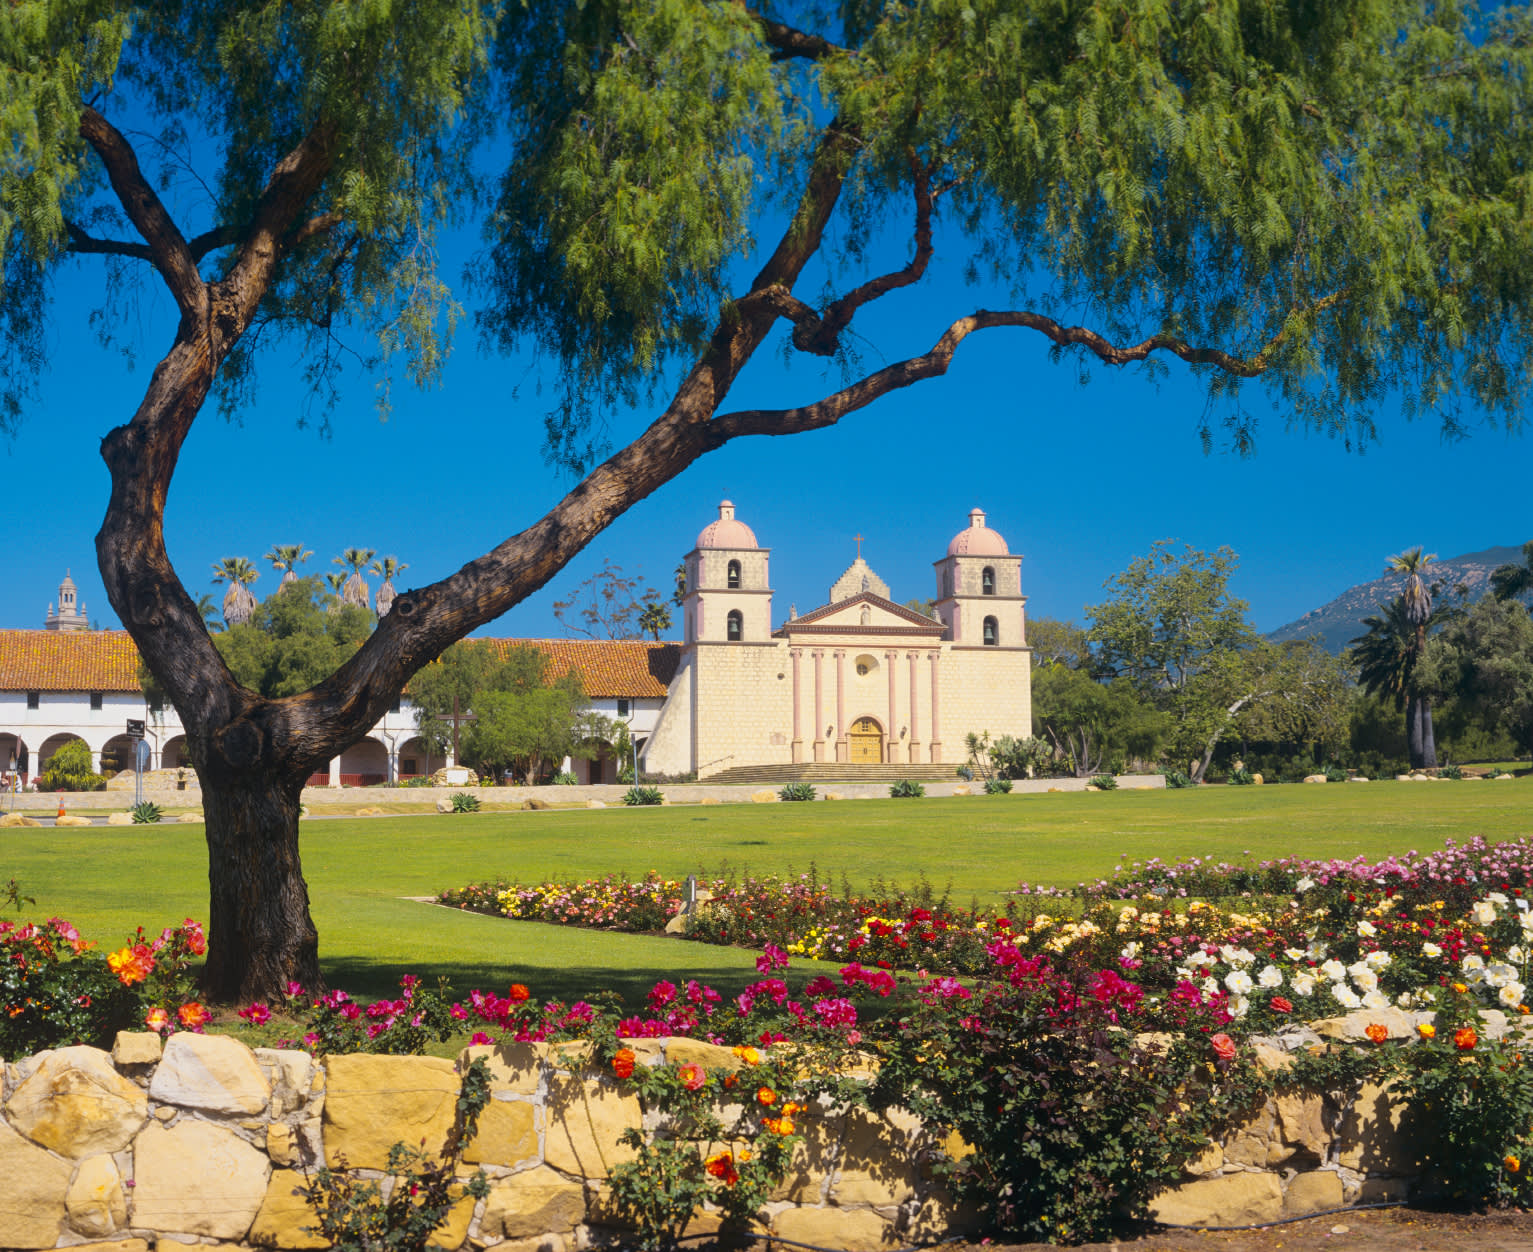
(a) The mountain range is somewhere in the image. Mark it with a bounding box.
[1266,545,1529,654]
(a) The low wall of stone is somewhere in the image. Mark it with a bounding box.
[13,774,1163,812]
[2,1026,1417,1250]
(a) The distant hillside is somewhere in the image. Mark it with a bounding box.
[1267,545,1529,654]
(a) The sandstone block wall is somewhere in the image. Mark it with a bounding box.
[1,1030,1419,1249]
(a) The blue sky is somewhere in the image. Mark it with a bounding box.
[7,198,1531,644]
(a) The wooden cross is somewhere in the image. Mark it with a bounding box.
[854,533,864,558]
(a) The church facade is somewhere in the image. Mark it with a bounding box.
[642,503,1032,778]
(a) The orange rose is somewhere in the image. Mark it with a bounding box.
[108,943,155,986]
[1365,1023,1389,1044]
[704,1151,739,1184]
[177,1001,210,1029]
[678,1064,706,1091]
[757,1086,777,1106]
[1454,1027,1479,1051]
[1417,1023,1437,1040]
[612,1048,636,1079]
[1506,1155,1522,1173]
[144,1006,170,1032]
[508,983,530,1002]
[732,1045,761,1066]
[1210,1033,1237,1062]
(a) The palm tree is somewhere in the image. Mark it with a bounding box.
[210,557,259,627]
[265,543,313,587]
[637,599,672,640]
[1491,541,1533,604]
[1351,550,1452,771]
[333,548,376,611]
[323,571,346,601]
[369,555,408,616]
[194,593,222,631]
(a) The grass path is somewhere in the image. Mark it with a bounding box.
[6,781,1528,1004]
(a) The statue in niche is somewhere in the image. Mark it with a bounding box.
[860,605,871,625]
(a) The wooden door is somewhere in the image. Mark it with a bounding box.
[848,717,884,764]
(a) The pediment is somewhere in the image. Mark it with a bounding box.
[777,592,944,638]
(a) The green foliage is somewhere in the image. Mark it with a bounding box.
[983,777,1012,795]
[214,579,375,697]
[302,976,461,1056]
[302,1057,492,1251]
[778,782,816,802]
[1032,667,1167,778]
[1398,1035,1533,1208]
[130,801,163,824]
[40,739,103,791]
[448,792,480,814]
[1425,596,1533,759]
[1440,763,1464,780]
[1087,774,1118,791]
[990,734,1057,780]
[553,771,578,786]
[1163,770,1194,789]
[1227,767,1255,786]
[0,918,135,1055]
[888,780,925,799]
[623,785,664,807]
[551,558,664,640]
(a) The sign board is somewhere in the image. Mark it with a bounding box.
[126,719,146,739]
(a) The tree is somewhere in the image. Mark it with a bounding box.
[7,2,1533,999]
[370,556,408,617]
[1027,618,1093,672]
[214,579,375,699]
[1031,667,1168,777]
[1087,544,1339,780]
[210,557,260,628]
[410,643,500,768]
[552,560,661,640]
[333,549,375,612]
[1349,594,1454,770]
[194,594,221,632]
[265,544,314,588]
[637,600,673,641]
[1423,596,1533,762]
[1491,542,1533,606]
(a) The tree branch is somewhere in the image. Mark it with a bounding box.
[76,107,205,318]
[739,5,845,60]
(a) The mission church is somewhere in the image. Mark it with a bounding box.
[642,502,1033,778]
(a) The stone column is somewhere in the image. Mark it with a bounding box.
[907,651,921,762]
[329,753,343,788]
[834,650,847,762]
[790,648,804,763]
[928,653,942,763]
[812,650,825,762]
[885,650,899,763]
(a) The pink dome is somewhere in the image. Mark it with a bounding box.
[696,500,759,549]
[947,507,1009,556]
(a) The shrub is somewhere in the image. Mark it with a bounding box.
[955,765,974,781]
[40,740,105,792]
[130,801,163,824]
[449,792,481,813]
[1163,770,1193,788]
[300,975,461,1055]
[624,785,664,806]
[553,771,578,785]
[0,918,136,1054]
[984,777,1012,794]
[778,782,816,802]
[1088,774,1118,791]
[1227,767,1255,786]
[1324,764,1350,783]
[889,780,925,799]
[1440,763,1464,780]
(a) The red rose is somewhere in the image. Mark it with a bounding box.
[1210,1033,1237,1062]
[612,1048,636,1079]
[1270,996,1293,1014]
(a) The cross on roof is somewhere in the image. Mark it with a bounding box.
[854,533,864,558]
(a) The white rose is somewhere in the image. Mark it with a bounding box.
[1500,983,1526,1008]
[1121,942,1141,960]
[1362,990,1391,1010]
[1229,994,1250,1018]
[1365,950,1391,971]
[1258,965,1284,989]
[1489,892,1510,906]
[1332,984,1362,1009]
[1473,901,1498,926]
[1351,968,1380,993]
[1507,945,1526,964]
[1357,920,1377,937]
[1291,974,1317,997]
[1296,877,1316,892]
[1396,991,1417,1008]
[1422,942,1443,958]
[1462,953,1487,972]
[1225,970,1255,996]
[1520,912,1533,934]
[1485,963,1518,989]
[1320,959,1347,982]
[1201,977,1220,997]
[1284,948,1307,962]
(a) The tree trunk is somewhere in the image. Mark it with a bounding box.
[197,771,320,1003]
[1407,695,1439,770]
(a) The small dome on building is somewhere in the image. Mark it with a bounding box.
[696,500,759,550]
[947,508,1009,557]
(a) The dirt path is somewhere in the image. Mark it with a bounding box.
[947,1207,1533,1252]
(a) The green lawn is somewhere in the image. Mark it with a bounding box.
[5,781,1529,1006]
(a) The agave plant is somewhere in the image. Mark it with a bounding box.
[210,557,259,627]
[334,548,376,611]
[370,555,408,616]
[265,543,313,586]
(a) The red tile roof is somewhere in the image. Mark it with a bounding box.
[0,629,679,699]
[0,630,142,692]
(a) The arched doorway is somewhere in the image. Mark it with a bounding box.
[38,734,87,774]
[99,733,140,777]
[848,716,884,764]
[397,737,445,780]
[0,734,28,786]
[162,735,191,769]
[339,738,390,786]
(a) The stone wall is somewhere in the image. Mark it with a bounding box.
[2,1026,1419,1249]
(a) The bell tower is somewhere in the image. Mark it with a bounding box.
[682,501,773,644]
[933,509,1025,647]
